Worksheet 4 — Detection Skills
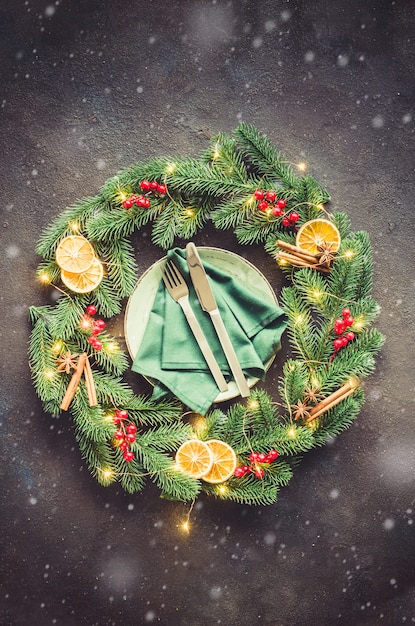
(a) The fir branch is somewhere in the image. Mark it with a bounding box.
[204,476,279,506]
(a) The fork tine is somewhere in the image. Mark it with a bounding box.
[166,260,180,286]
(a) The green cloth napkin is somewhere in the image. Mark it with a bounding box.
[131,248,287,414]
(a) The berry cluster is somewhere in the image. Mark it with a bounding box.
[253,189,300,227]
[113,409,136,462]
[234,449,279,479]
[332,308,355,354]
[80,305,106,351]
[121,180,167,210]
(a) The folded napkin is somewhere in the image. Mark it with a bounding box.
[131,248,287,414]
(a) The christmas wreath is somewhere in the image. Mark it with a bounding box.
[29,123,384,506]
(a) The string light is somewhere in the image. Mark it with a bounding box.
[212,145,220,159]
[295,314,304,324]
[181,520,190,533]
[247,399,259,410]
[44,370,55,379]
[344,250,355,259]
[218,485,228,495]
[118,191,128,202]
[185,208,195,217]
[69,221,80,232]
[288,427,297,438]
[166,162,176,174]
[51,340,64,354]
[106,342,118,353]
[39,272,51,284]
[297,161,307,171]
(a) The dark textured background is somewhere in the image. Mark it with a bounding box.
[1,1,414,625]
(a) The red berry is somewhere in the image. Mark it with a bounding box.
[254,189,264,200]
[345,331,355,341]
[126,424,137,434]
[342,308,351,319]
[122,199,133,209]
[129,195,138,203]
[333,338,343,350]
[93,339,103,351]
[143,198,151,208]
[125,432,136,443]
[88,335,97,346]
[136,195,148,207]
[94,319,106,332]
[123,450,134,462]
[249,451,259,463]
[258,200,269,211]
[150,181,158,191]
[276,199,286,209]
[281,217,291,227]
[334,319,346,334]
[289,212,300,222]
[254,467,265,479]
[119,441,129,452]
[234,467,247,477]
[157,183,167,195]
[265,190,277,202]
[116,409,129,421]
[140,180,151,191]
[272,206,283,217]
[256,453,267,463]
[267,449,279,462]
[114,430,124,440]
[86,305,97,316]
[344,316,354,327]
[340,336,349,347]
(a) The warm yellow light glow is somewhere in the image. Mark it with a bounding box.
[312,290,322,299]
[212,145,220,159]
[297,161,307,171]
[166,163,176,174]
[348,376,359,388]
[104,413,115,423]
[344,250,355,258]
[185,208,194,217]
[102,468,115,480]
[295,314,304,324]
[51,340,63,354]
[44,370,55,379]
[119,191,127,202]
[39,272,51,284]
[106,342,118,353]
[248,399,259,410]
[181,521,190,533]
[278,259,287,266]
[70,221,80,232]
[80,316,92,330]
[218,485,228,495]
[288,427,297,438]
[354,320,364,329]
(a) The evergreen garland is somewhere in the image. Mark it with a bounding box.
[28,123,384,506]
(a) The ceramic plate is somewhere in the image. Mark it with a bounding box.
[124,247,278,402]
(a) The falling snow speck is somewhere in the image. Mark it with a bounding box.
[264,532,276,545]
[145,610,156,623]
[209,587,223,600]
[6,245,20,259]
[383,518,395,531]
[329,488,340,499]
[402,113,412,124]
[29,497,37,505]
[337,54,349,67]
[304,51,315,63]
[252,36,263,49]
[127,503,134,511]
[96,159,106,171]
[137,86,144,93]
[280,9,291,21]
[45,5,56,17]
[372,115,384,129]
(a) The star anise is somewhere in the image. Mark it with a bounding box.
[302,386,323,405]
[291,400,311,421]
[317,242,337,266]
[56,350,79,374]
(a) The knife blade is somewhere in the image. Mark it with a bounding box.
[185,243,250,398]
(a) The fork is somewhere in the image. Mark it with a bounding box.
[162,260,228,393]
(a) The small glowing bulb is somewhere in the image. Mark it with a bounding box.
[312,290,322,299]
[39,272,51,284]
[218,486,228,495]
[297,161,307,171]
[278,259,287,266]
[119,191,127,202]
[185,208,194,217]
[288,427,297,438]
[166,163,176,174]
[70,221,80,232]
[102,469,114,480]
[182,521,190,533]
[344,250,355,259]
[51,340,63,354]
[348,377,359,388]
[105,413,115,423]
[106,342,118,353]
[295,314,304,324]
[44,370,55,379]
[248,399,259,410]
[212,148,220,159]
[80,315,92,330]
[354,320,364,329]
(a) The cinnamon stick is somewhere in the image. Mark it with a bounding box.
[276,240,319,264]
[277,251,330,273]
[84,356,98,407]
[306,379,358,423]
[60,353,87,411]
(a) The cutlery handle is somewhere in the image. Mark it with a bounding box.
[178,295,228,393]
[210,309,250,398]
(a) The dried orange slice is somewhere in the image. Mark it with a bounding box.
[201,440,237,484]
[61,258,104,293]
[296,219,341,256]
[56,235,95,273]
[175,439,213,479]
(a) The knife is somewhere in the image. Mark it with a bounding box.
[185,243,250,398]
